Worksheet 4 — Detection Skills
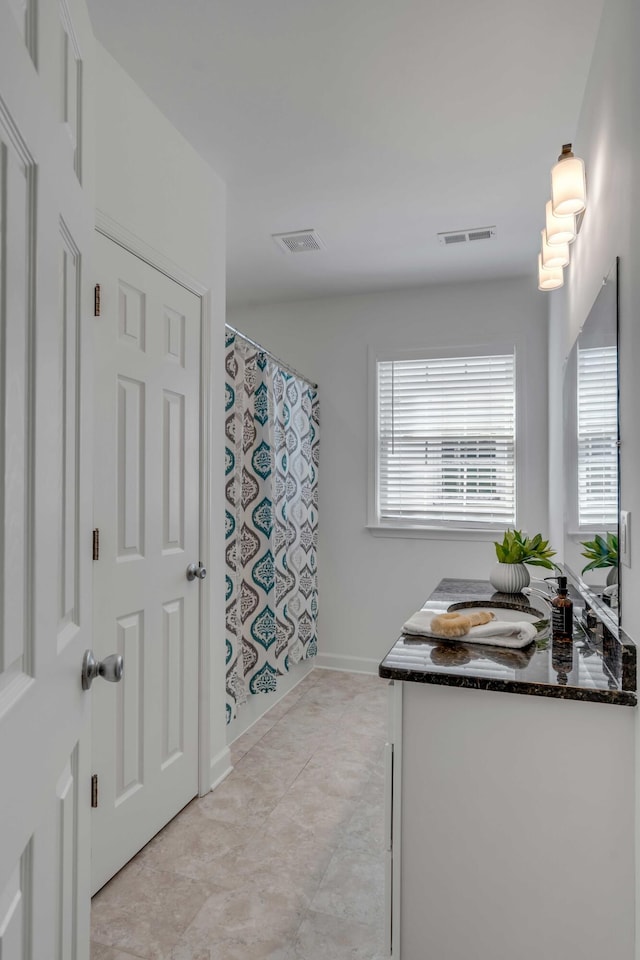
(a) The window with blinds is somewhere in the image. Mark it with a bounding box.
[576,345,618,527]
[376,351,516,526]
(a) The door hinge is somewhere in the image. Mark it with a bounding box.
[94,284,101,317]
[91,774,98,808]
[92,528,100,561]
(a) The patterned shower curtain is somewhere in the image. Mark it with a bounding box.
[225,331,319,723]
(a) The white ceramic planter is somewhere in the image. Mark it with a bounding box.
[489,561,530,594]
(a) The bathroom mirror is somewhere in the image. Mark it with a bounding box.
[563,258,620,621]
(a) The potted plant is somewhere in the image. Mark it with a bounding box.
[490,529,557,594]
[580,532,618,585]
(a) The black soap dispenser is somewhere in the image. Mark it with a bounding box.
[548,576,574,639]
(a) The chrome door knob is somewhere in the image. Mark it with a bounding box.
[186,562,207,581]
[81,650,124,691]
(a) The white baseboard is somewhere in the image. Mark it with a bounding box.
[208,746,233,793]
[315,652,380,675]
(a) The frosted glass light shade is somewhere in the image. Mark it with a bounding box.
[545,200,576,245]
[541,229,569,268]
[538,254,563,291]
[551,154,586,216]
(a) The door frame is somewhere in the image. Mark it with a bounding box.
[94,208,213,799]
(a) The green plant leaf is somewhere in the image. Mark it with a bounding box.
[494,528,556,565]
[525,557,556,569]
[580,531,617,573]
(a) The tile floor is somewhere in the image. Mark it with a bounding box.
[91,669,389,960]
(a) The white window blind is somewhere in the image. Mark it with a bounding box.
[577,345,618,527]
[377,352,516,526]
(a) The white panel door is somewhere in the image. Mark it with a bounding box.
[91,234,202,893]
[0,0,94,957]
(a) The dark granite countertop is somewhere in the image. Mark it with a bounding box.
[379,578,637,707]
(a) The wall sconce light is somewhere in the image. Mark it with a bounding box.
[545,201,576,245]
[541,229,570,268]
[551,144,587,216]
[538,254,564,291]
[538,143,586,292]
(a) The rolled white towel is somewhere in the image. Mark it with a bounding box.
[402,610,537,649]
[465,619,538,648]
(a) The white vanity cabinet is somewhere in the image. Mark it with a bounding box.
[385,679,635,960]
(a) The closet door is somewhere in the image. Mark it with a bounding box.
[91,234,202,893]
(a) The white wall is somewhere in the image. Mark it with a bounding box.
[545,0,640,951]
[229,276,548,671]
[94,44,229,786]
[549,0,640,604]
[550,5,640,612]
[94,45,225,285]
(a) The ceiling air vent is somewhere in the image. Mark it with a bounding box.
[438,226,496,246]
[272,229,324,253]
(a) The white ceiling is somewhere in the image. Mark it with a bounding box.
[86,0,604,306]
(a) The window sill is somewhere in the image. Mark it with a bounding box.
[566,528,615,538]
[366,524,507,542]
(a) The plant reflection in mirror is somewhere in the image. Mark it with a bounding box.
[580,532,618,574]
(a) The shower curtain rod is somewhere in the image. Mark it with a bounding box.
[225,324,318,390]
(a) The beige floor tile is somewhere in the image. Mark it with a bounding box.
[232,744,310,788]
[292,909,385,959]
[339,706,388,738]
[207,940,297,960]
[296,753,377,800]
[367,757,386,789]
[134,808,250,883]
[270,783,359,844]
[249,727,330,763]
[275,698,344,730]
[314,672,383,701]
[311,848,385,928]
[92,669,388,960]
[229,742,247,765]
[338,788,386,855]
[164,946,218,960]
[229,824,334,892]
[239,684,311,723]
[229,716,277,759]
[294,670,321,688]
[183,767,297,827]
[298,681,360,709]
[313,730,385,763]
[295,767,373,803]
[91,860,216,958]
[171,935,297,960]
[263,688,307,720]
[177,876,311,950]
[313,669,372,686]
[349,697,389,724]
[91,944,147,960]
